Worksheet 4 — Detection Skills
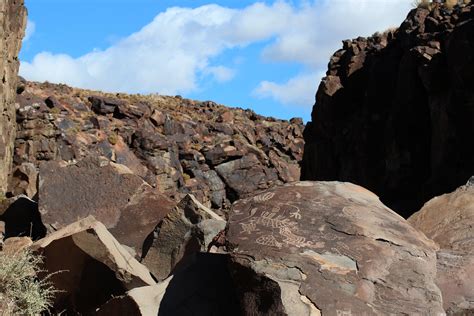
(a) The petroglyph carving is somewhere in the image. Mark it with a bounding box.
[256,234,283,248]
[289,210,302,220]
[253,192,275,202]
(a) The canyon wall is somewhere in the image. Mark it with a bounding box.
[301,3,474,217]
[0,0,26,195]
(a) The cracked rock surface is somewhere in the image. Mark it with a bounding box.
[227,181,444,315]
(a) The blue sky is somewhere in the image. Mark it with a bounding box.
[20,0,413,122]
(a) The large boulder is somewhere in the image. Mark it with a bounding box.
[301,3,474,218]
[38,158,175,256]
[227,181,444,315]
[409,179,474,314]
[141,194,226,280]
[32,216,156,315]
[0,0,26,194]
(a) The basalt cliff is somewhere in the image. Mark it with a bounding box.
[0,0,26,195]
[301,2,474,218]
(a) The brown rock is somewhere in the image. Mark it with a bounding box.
[32,216,156,314]
[409,180,474,314]
[227,181,444,315]
[0,0,26,194]
[8,162,38,198]
[13,78,305,215]
[141,194,225,280]
[2,236,32,254]
[38,158,175,255]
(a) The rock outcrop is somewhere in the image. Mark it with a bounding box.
[409,178,474,314]
[11,81,304,213]
[0,0,26,195]
[302,2,474,217]
[226,182,444,315]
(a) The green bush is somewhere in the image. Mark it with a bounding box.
[0,250,56,315]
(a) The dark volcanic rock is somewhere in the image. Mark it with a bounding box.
[38,158,175,255]
[409,180,474,314]
[0,0,26,194]
[141,194,225,280]
[227,181,444,315]
[301,3,474,217]
[11,81,304,214]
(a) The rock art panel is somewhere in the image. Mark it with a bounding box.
[227,181,444,315]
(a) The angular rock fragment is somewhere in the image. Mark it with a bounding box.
[38,158,175,255]
[215,154,280,202]
[227,181,444,315]
[8,162,38,198]
[32,216,156,315]
[141,194,226,280]
[409,180,474,314]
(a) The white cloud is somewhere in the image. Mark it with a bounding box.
[21,3,292,95]
[255,0,412,106]
[205,66,236,82]
[20,0,413,103]
[254,72,324,106]
[24,19,36,42]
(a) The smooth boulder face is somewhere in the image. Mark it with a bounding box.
[409,180,474,314]
[38,158,175,255]
[32,216,156,315]
[227,181,444,315]
[0,0,26,194]
[141,194,226,280]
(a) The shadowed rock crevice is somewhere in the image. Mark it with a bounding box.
[0,196,46,240]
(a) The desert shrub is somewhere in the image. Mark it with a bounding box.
[0,250,56,315]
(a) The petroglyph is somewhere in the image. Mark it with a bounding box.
[256,234,283,248]
[253,191,275,202]
[290,209,302,220]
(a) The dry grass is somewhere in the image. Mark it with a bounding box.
[0,250,56,315]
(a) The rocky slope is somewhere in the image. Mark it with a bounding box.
[1,1,474,315]
[301,2,474,217]
[10,80,304,212]
[0,0,26,195]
